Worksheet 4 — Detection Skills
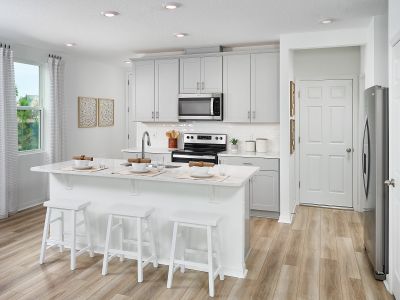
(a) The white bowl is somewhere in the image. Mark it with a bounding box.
[190,166,210,176]
[74,159,89,168]
[131,162,148,172]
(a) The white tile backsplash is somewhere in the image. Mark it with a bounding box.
[134,122,280,153]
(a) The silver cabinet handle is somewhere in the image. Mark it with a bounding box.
[346,148,352,153]
[202,82,205,90]
[197,82,200,90]
[242,162,253,165]
[156,111,159,119]
[152,111,154,119]
[384,179,395,187]
[252,111,256,119]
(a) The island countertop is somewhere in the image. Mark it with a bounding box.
[31,159,259,187]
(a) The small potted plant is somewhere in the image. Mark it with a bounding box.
[230,138,239,153]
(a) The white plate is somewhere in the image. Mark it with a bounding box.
[130,169,151,174]
[72,165,93,170]
[190,173,214,178]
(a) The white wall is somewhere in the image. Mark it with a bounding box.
[389,0,400,44]
[134,122,280,153]
[3,40,126,210]
[64,58,126,160]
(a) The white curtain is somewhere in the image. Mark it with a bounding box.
[45,55,65,163]
[0,44,18,219]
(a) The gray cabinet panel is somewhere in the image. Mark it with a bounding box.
[251,171,279,212]
[134,60,155,122]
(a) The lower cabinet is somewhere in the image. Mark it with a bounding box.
[219,156,280,217]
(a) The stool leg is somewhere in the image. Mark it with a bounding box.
[39,207,52,264]
[214,226,224,280]
[59,211,64,252]
[119,217,124,262]
[167,222,178,289]
[207,225,215,297]
[71,210,77,270]
[83,208,94,257]
[102,215,113,275]
[147,218,158,268]
[180,227,186,273]
[137,217,143,283]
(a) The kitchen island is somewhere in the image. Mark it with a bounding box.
[31,159,258,278]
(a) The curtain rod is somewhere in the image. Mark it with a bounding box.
[49,54,62,59]
[0,43,11,49]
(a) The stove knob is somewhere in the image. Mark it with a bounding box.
[220,137,223,140]
[186,136,190,139]
[215,137,218,140]
[191,136,194,139]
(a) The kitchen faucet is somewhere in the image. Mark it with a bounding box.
[141,131,151,159]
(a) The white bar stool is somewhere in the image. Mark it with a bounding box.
[167,211,224,297]
[101,204,158,283]
[39,199,94,270]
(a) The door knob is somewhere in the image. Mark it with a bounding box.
[384,179,395,188]
[346,148,352,153]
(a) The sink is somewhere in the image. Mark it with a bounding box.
[165,165,181,169]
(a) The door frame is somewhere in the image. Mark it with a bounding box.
[295,75,360,211]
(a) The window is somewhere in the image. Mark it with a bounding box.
[15,62,42,152]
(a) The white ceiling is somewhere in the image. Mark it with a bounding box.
[0,0,387,64]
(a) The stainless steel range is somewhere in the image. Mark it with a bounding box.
[171,133,227,164]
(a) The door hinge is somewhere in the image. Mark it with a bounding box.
[127,107,130,113]
[128,79,130,85]
[299,181,301,188]
[128,134,130,140]
[298,136,301,143]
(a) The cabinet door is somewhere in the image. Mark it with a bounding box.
[155,59,179,122]
[180,57,201,93]
[223,54,251,123]
[251,52,279,123]
[251,171,279,212]
[201,56,222,93]
[134,60,155,122]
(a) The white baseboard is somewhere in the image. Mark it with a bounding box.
[18,199,46,211]
[278,212,293,224]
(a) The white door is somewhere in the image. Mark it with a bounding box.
[250,52,280,123]
[223,54,251,123]
[201,56,222,93]
[180,57,201,93]
[134,60,155,122]
[155,59,179,122]
[389,41,400,299]
[299,80,353,207]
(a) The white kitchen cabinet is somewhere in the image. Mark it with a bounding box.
[155,59,179,122]
[219,156,279,214]
[250,52,279,123]
[133,59,179,123]
[223,54,251,123]
[180,56,222,94]
[133,60,155,122]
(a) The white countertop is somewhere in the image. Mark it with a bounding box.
[121,148,176,154]
[218,150,280,159]
[31,159,259,188]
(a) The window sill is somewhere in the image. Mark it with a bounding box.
[18,150,46,156]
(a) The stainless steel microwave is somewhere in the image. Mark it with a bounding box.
[178,93,223,121]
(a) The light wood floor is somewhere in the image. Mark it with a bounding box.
[0,205,393,300]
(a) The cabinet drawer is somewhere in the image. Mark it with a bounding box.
[219,156,279,171]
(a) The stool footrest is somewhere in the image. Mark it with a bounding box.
[173,259,209,273]
[122,239,151,247]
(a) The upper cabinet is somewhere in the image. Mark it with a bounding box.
[223,54,251,123]
[132,58,179,123]
[250,52,279,123]
[223,52,279,123]
[180,56,222,94]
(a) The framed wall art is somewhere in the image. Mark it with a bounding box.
[97,98,114,127]
[290,81,295,117]
[78,97,97,128]
[290,119,295,154]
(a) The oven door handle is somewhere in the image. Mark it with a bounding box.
[172,154,216,160]
[210,98,214,116]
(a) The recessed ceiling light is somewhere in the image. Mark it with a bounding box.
[163,2,181,10]
[101,11,120,17]
[124,60,132,64]
[65,43,76,47]
[174,33,187,38]
[320,18,334,24]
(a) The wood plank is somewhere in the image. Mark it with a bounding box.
[320,258,342,299]
[272,265,299,300]
[320,208,337,259]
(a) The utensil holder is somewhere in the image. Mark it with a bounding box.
[168,138,177,149]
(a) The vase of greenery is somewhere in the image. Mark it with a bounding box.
[230,138,239,152]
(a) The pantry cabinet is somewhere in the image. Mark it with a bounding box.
[132,58,179,122]
[180,56,222,93]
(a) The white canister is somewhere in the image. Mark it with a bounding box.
[256,138,269,153]
[245,140,256,152]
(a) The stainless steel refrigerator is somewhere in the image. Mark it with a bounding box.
[362,85,389,280]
